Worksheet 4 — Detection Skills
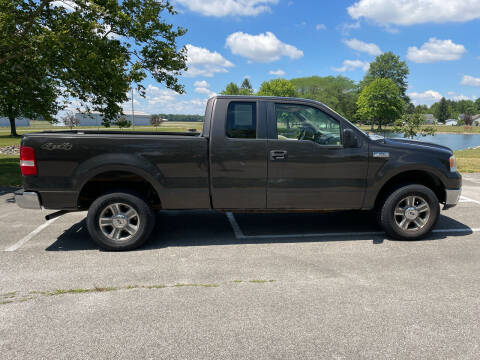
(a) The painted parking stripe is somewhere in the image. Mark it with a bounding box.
[4,217,59,252]
[226,212,246,239]
[460,196,480,205]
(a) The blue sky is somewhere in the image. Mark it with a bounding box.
[127,0,480,115]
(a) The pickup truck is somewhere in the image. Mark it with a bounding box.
[15,96,462,250]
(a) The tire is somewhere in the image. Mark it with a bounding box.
[379,184,440,240]
[86,191,155,251]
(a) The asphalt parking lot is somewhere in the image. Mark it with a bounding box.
[1,175,480,359]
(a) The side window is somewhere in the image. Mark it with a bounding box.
[226,102,257,139]
[275,103,341,146]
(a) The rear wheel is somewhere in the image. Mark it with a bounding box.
[379,184,440,240]
[86,191,155,251]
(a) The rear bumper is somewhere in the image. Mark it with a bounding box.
[15,190,42,209]
[444,188,461,209]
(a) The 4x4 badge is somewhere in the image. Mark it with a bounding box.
[41,143,73,151]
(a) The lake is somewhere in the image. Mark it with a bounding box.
[383,132,480,150]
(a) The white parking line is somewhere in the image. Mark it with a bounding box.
[460,196,480,205]
[4,217,59,252]
[225,213,480,240]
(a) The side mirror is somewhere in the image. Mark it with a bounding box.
[343,128,359,148]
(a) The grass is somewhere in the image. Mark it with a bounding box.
[1,279,276,305]
[0,155,21,187]
[454,148,480,173]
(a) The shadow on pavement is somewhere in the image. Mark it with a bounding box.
[46,210,474,251]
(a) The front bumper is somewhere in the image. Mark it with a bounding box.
[15,190,42,209]
[444,188,462,209]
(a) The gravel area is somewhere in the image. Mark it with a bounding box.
[0,145,20,155]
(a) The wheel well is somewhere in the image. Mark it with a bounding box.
[374,170,445,209]
[77,171,161,209]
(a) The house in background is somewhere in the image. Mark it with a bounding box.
[473,114,480,126]
[445,119,458,126]
[423,114,437,125]
[0,117,30,127]
[74,111,153,127]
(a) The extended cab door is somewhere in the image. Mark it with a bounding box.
[209,98,268,209]
[266,101,368,210]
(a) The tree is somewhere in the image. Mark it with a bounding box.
[434,97,450,124]
[463,103,476,126]
[0,0,187,137]
[393,113,436,139]
[62,111,80,130]
[240,78,254,95]
[221,82,241,95]
[116,116,131,129]
[362,52,409,100]
[476,98,480,112]
[356,78,405,130]
[150,115,164,128]
[257,79,296,97]
[290,75,359,120]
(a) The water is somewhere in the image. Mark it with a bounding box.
[384,132,480,150]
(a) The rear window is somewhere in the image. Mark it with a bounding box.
[226,102,257,139]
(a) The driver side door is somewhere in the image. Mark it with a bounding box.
[266,101,369,210]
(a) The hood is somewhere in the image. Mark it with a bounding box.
[382,137,453,155]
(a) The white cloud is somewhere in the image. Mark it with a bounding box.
[408,90,443,105]
[333,60,370,72]
[194,80,210,88]
[461,75,480,87]
[447,91,473,101]
[348,0,480,26]
[269,69,286,76]
[407,38,466,63]
[184,44,234,77]
[343,38,381,56]
[315,24,326,31]
[145,86,179,104]
[176,0,278,17]
[225,32,303,63]
[338,22,361,36]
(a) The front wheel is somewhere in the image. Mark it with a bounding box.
[86,191,155,251]
[379,184,440,240]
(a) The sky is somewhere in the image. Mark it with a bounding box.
[125,0,480,116]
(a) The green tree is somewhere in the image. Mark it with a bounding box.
[240,78,254,95]
[394,113,436,139]
[356,78,405,130]
[221,82,241,95]
[475,98,480,112]
[0,0,187,136]
[434,97,450,124]
[116,116,131,129]
[257,78,296,97]
[362,52,409,100]
[290,75,359,120]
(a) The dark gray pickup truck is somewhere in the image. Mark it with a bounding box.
[16,96,462,250]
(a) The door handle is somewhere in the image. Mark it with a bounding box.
[270,150,287,160]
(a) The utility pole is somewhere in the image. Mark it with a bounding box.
[131,87,135,129]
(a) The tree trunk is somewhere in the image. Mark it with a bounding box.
[9,114,18,137]
[378,122,382,130]
[370,118,374,131]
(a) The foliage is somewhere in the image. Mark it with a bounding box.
[240,78,254,95]
[257,78,296,97]
[116,117,131,129]
[362,52,410,100]
[150,115,164,127]
[290,76,359,120]
[0,0,187,136]
[356,78,405,130]
[61,111,80,129]
[221,79,254,95]
[393,113,436,139]
[221,82,241,95]
[434,97,450,124]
